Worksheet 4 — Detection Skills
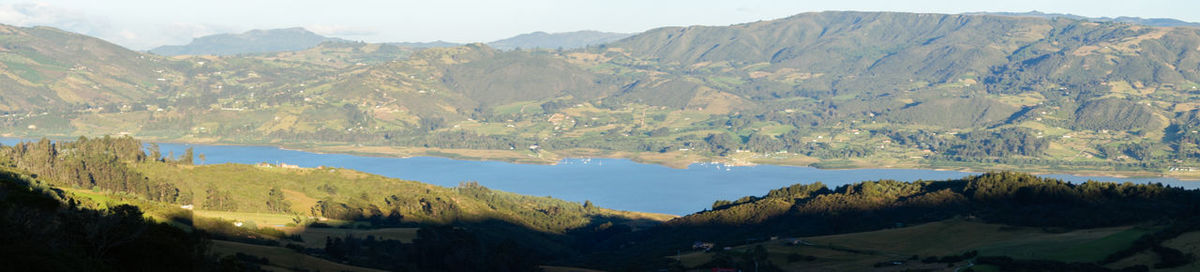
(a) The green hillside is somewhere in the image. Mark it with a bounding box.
[0,25,172,111]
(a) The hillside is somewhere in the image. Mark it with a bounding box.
[3,11,1200,174]
[0,136,675,270]
[0,137,671,234]
[580,172,1200,270]
[0,24,173,111]
[0,168,213,270]
[149,27,348,56]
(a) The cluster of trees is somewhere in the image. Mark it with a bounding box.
[945,128,1049,158]
[0,137,190,203]
[265,186,290,213]
[306,181,608,234]
[202,184,237,211]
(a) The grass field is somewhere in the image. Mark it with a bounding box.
[193,210,299,227]
[976,227,1151,262]
[539,265,606,272]
[290,227,420,248]
[672,219,1146,271]
[210,240,384,272]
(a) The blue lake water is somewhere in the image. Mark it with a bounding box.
[3,138,1195,215]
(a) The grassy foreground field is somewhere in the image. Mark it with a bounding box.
[671,219,1151,271]
[210,240,384,272]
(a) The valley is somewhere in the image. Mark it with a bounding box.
[3,137,1199,271]
[3,7,1200,271]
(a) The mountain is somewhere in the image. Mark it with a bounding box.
[972,11,1200,27]
[149,27,348,56]
[4,11,1200,175]
[0,24,171,112]
[487,30,632,50]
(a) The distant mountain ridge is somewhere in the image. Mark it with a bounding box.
[149,27,348,56]
[487,30,632,50]
[148,29,631,56]
[968,11,1200,27]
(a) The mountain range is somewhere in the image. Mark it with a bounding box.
[3,11,1200,176]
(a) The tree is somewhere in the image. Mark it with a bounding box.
[181,147,194,165]
[148,143,162,161]
[266,186,291,213]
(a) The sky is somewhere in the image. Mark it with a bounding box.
[0,0,1197,50]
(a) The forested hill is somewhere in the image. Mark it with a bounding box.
[4,11,1200,173]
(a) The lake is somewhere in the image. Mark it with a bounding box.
[3,138,1195,215]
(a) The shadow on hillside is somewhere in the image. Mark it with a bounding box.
[194,211,674,271]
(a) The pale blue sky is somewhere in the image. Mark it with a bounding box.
[0,0,1196,50]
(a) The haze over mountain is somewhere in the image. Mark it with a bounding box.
[149,27,348,56]
[149,28,632,56]
[487,30,632,50]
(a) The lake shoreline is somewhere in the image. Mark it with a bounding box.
[6,135,1199,215]
[5,135,1199,182]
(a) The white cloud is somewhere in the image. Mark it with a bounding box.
[0,2,111,35]
[153,22,239,45]
[0,2,242,50]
